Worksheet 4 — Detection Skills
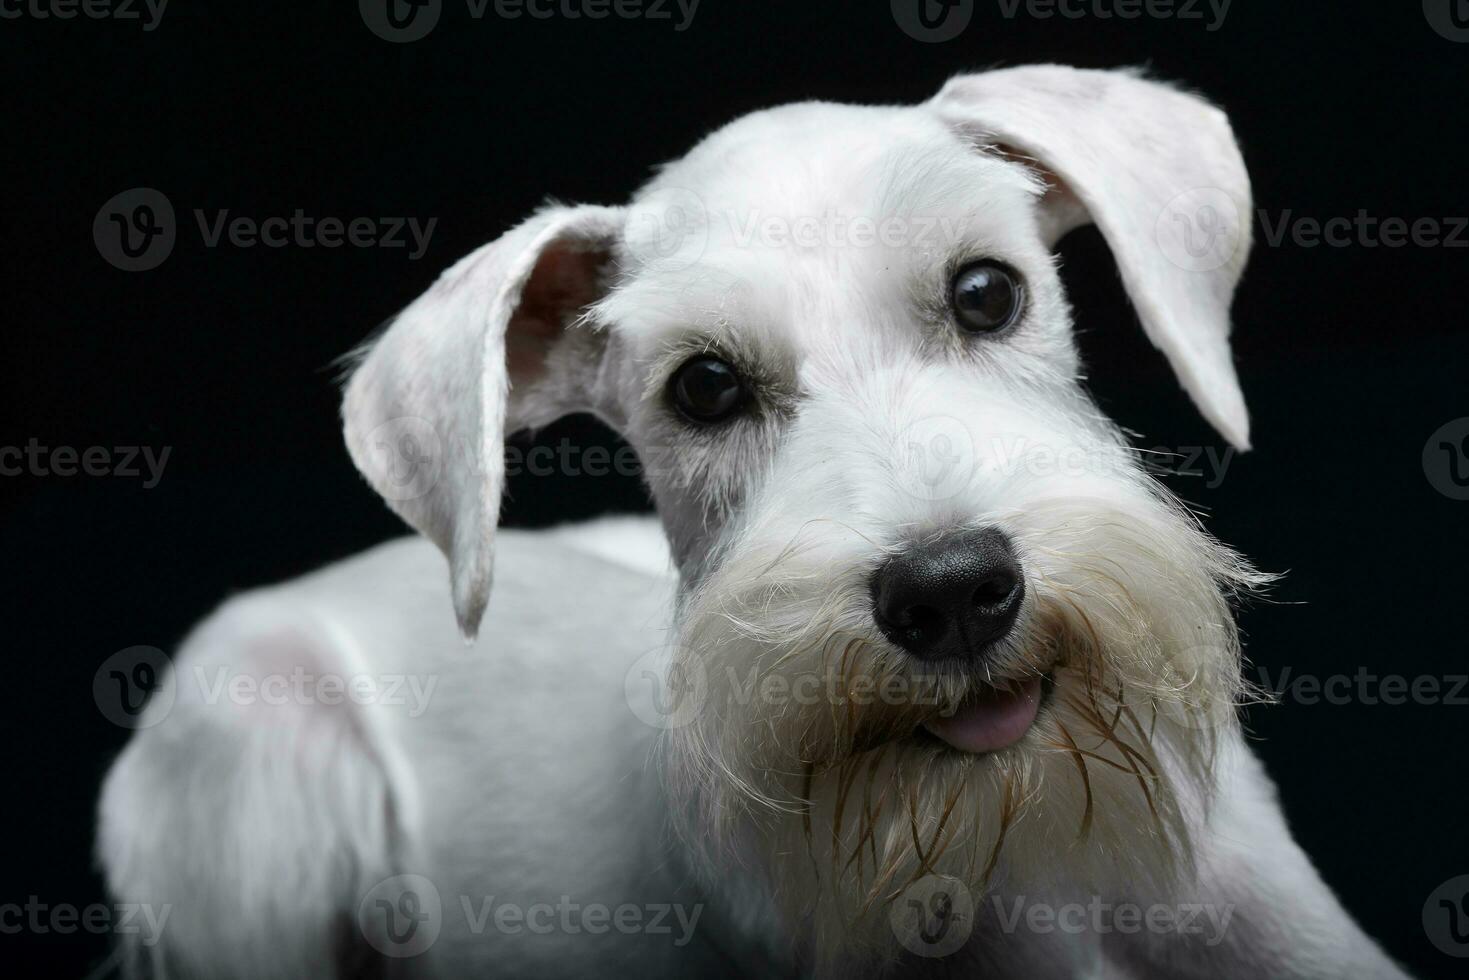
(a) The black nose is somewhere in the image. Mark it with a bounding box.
[870,528,1025,661]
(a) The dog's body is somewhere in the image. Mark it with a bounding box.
[100,523,735,978]
[99,66,1409,978]
[99,524,1401,979]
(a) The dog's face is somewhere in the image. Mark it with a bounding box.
[605,102,1088,579]
[344,66,1261,969]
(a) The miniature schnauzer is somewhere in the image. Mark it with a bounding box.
[98,65,1410,979]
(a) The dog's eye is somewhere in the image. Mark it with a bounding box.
[951,261,1024,333]
[670,356,746,424]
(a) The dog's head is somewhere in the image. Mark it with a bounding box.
[343,65,1263,968]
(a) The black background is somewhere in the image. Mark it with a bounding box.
[3,1,1467,976]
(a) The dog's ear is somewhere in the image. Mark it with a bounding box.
[929,65,1254,449]
[342,204,624,640]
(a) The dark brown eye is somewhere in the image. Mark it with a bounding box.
[951,261,1024,333]
[670,356,746,424]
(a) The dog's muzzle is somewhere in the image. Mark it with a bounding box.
[871,528,1040,755]
[869,527,1025,662]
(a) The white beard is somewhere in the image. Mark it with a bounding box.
[662,492,1267,976]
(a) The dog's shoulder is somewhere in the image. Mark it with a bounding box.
[533,514,674,581]
[285,514,672,596]
[214,515,673,643]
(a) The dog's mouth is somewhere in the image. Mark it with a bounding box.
[919,671,1053,755]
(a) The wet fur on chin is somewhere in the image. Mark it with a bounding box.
[663,492,1269,974]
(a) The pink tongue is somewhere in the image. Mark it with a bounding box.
[924,676,1043,754]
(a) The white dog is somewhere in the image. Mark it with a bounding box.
[97,65,1410,979]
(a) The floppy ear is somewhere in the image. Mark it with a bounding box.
[342,204,624,640]
[929,65,1254,449]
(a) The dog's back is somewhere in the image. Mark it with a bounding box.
[96,518,752,978]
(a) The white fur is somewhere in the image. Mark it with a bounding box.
[98,66,1408,979]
